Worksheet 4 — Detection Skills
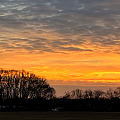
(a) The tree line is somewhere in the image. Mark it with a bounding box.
[0,69,120,112]
[63,87,120,99]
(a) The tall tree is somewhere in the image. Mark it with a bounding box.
[0,70,55,100]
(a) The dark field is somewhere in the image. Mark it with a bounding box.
[0,112,120,120]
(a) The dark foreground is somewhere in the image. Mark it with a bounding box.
[0,112,120,120]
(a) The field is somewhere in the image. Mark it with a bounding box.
[0,112,120,120]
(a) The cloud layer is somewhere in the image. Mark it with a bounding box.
[0,0,120,53]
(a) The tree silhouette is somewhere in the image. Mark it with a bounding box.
[64,89,83,99]
[93,90,105,99]
[0,70,55,100]
[63,88,119,99]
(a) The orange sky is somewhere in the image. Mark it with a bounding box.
[1,31,120,86]
[1,0,120,87]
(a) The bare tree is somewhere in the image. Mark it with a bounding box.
[0,70,55,100]
[64,89,83,99]
[113,87,120,98]
[106,88,114,99]
[84,89,94,99]
[93,90,105,99]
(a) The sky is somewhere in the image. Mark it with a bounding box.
[0,0,120,94]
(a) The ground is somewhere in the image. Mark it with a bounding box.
[0,112,120,120]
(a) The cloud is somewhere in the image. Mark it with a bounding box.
[58,46,92,52]
[0,0,120,54]
[0,36,93,53]
[49,79,120,86]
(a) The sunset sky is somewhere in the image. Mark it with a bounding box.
[0,0,120,92]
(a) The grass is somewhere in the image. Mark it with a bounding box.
[0,112,120,120]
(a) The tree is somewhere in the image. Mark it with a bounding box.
[84,89,94,99]
[0,69,55,100]
[93,90,105,99]
[114,87,120,98]
[64,89,83,99]
[64,89,105,99]
[106,88,114,99]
